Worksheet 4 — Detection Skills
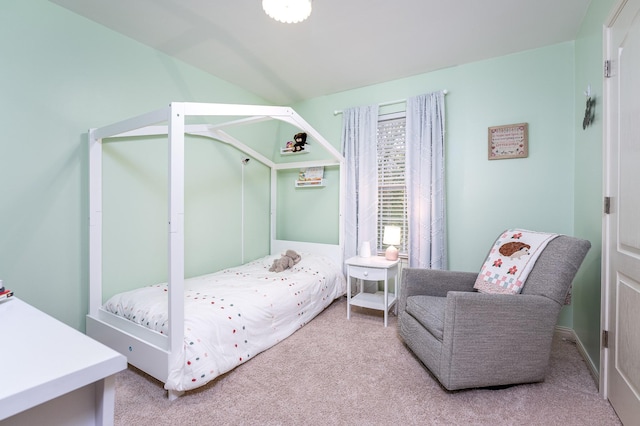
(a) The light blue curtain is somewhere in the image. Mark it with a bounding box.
[406,91,447,269]
[341,105,379,261]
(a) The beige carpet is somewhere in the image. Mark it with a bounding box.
[114,297,621,425]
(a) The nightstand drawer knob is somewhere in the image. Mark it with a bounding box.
[363,271,368,276]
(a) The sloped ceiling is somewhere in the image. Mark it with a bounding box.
[50,0,591,104]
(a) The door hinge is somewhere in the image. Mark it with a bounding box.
[604,60,612,78]
[602,330,609,348]
[604,196,611,214]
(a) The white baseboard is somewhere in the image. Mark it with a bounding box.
[555,326,599,388]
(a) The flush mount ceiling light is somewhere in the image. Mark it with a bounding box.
[262,0,312,24]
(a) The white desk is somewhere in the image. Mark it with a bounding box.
[345,256,400,327]
[0,298,127,426]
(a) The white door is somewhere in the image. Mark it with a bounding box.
[604,0,640,423]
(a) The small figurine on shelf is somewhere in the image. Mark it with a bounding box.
[285,140,295,151]
[292,132,307,152]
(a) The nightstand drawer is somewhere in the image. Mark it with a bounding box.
[348,265,388,281]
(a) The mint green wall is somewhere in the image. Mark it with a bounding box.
[0,1,271,330]
[573,0,616,373]
[101,134,273,301]
[275,166,341,243]
[1,1,611,365]
[294,42,578,324]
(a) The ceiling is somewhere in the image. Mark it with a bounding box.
[50,0,591,105]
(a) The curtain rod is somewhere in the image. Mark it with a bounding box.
[333,89,448,116]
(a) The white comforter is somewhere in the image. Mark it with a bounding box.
[103,253,346,391]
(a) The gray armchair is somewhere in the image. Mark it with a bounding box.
[398,235,590,390]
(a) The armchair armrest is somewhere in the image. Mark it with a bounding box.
[398,268,477,314]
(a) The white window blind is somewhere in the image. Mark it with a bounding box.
[377,113,408,255]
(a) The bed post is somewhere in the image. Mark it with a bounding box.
[270,166,278,248]
[167,103,186,380]
[339,157,346,265]
[88,129,102,318]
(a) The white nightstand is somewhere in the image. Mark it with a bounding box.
[345,256,400,327]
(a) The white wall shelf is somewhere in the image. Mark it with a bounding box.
[281,146,311,155]
[295,179,326,188]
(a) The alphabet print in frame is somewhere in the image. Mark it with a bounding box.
[488,123,528,160]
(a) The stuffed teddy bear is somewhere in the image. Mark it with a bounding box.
[286,249,301,265]
[269,249,302,272]
[292,132,307,152]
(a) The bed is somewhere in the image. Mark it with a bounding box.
[103,250,345,392]
[87,103,346,399]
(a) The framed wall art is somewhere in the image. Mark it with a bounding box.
[488,123,528,160]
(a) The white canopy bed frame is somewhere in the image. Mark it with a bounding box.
[87,102,345,399]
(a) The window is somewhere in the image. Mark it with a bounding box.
[376,112,408,256]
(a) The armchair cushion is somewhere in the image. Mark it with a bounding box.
[474,229,558,295]
[406,296,445,341]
